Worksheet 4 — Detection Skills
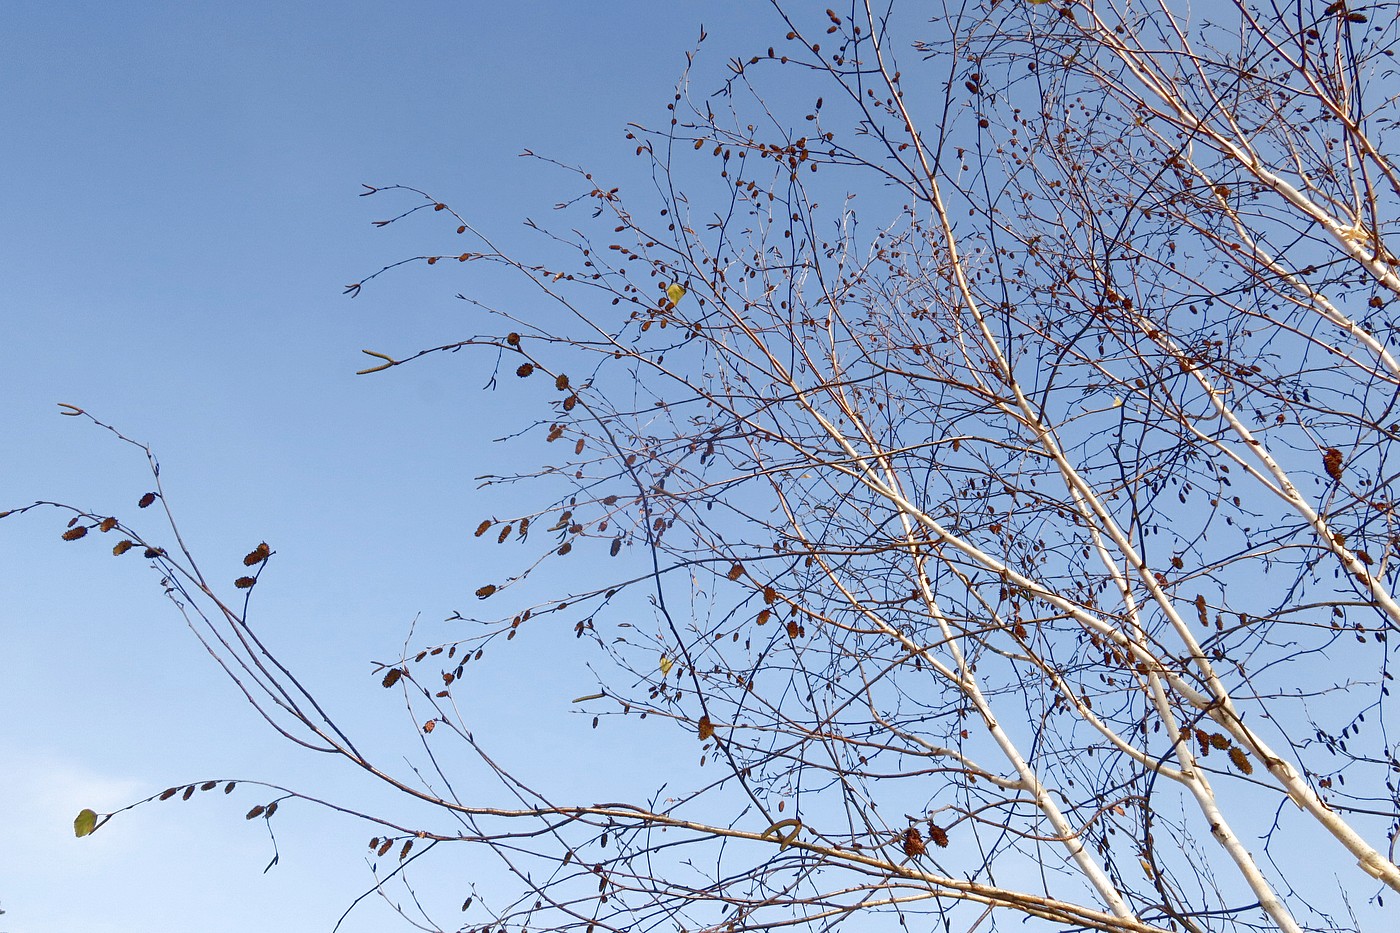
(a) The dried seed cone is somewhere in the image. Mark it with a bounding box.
[1228,746,1254,775]
[1323,448,1344,481]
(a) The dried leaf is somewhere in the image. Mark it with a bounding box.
[697,715,715,740]
[659,655,673,676]
[666,282,687,305]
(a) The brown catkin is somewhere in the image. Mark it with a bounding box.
[1323,448,1344,481]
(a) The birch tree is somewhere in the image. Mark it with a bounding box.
[18,2,1400,931]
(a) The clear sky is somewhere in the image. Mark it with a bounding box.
[0,3,772,930]
[8,5,1388,933]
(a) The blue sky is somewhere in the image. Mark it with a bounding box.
[0,3,767,929]
[7,4,1388,932]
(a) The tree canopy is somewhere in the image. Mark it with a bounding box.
[13,2,1400,932]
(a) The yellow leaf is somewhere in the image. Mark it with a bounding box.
[666,283,686,305]
[74,808,99,838]
[659,655,673,676]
